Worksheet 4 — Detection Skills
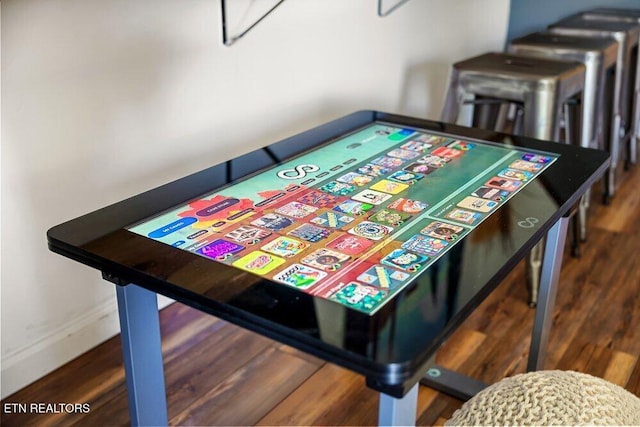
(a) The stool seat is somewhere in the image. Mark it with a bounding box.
[446,370,640,426]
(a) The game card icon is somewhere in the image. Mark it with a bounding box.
[370,180,409,195]
[388,198,428,213]
[387,128,415,141]
[522,153,552,163]
[333,200,374,216]
[417,155,450,168]
[297,190,340,207]
[310,211,355,229]
[261,236,309,258]
[225,225,272,244]
[197,239,244,260]
[448,140,475,151]
[357,163,391,177]
[232,251,285,275]
[348,221,393,240]
[357,265,410,289]
[273,263,327,289]
[371,155,405,170]
[420,221,465,241]
[251,213,294,231]
[351,189,393,205]
[472,186,510,202]
[326,234,374,255]
[485,177,523,192]
[509,159,543,172]
[401,140,432,152]
[402,235,448,257]
[288,223,332,242]
[276,201,318,218]
[301,248,350,271]
[387,148,420,160]
[369,209,411,227]
[319,181,356,196]
[497,168,534,181]
[381,249,428,272]
[387,170,424,185]
[457,196,499,213]
[330,282,386,312]
[404,163,433,174]
[416,134,447,145]
[336,172,373,187]
[432,146,463,159]
[445,208,483,225]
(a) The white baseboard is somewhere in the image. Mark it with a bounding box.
[1,294,174,399]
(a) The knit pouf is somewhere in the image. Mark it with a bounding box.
[446,370,640,426]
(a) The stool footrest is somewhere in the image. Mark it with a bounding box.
[419,365,489,401]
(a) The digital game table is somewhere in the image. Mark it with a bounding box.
[47,111,609,426]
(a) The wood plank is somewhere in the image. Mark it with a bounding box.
[603,351,638,387]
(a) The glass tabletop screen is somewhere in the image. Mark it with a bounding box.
[128,122,558,314]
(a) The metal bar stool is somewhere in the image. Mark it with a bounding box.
[441,52,586,305]
[549,17,640,202]
[508,32,618,244]
[579,8,640,167]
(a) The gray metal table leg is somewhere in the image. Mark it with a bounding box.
[527,217,569,371]
[378,383,418,426]
[116,284,168,427]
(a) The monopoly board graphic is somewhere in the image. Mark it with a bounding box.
[128,123,557,314]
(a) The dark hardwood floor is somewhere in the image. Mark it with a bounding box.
[3,162,639,426]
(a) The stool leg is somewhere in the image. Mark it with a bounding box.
[563,100,589,243]
[441,69,462,123]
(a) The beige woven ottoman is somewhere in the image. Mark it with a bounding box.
[446,370,640,426]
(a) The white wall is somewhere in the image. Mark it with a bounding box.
[1,0,510,398]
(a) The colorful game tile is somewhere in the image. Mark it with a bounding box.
[369,209,411,227]
[448,140,476,151]
[273,264,327,289]
[357,163,391,177]
[445,208,483,225]
[509,159,543,172]
[404,162,434,174]
[387,198,428,214]
[432,146,464,160]
[387,148,421,160]
[457,196,499,213]
[370,180,409,195]
[276,201,318,218]
[387,170,424,185]
[485,177,523,192]
[522,153,552,163]
[333,200,374,216]
[251,213,294,231]
[261,236,309,258]
[301,248,350,271]
[381,249,428,272]
[288,223,332,242]
[351,189,393,205]
[417,155,450,168]
[415,134,448,145]
[471,186,510,202]
[401,140,432,152]
[326,234,374,255]
[232,251,285,275]
[336,172,374,187]
[357,265,410,289]
[497,168,534,181]
[225,225,272,244]
[319,181,356,196]
[329,282,386,312]
[371,156,405,169]
[401,235,448,257]
[310,211,355,229]
[348,221,393,240]
[297,190,341,207]
[420,221,465,241]
[196,239,244,260]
